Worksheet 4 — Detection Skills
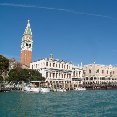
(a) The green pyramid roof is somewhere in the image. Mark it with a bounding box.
[24,20,32,35]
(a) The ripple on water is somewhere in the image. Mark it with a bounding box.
[0,90,117,117]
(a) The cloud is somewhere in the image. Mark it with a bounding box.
[0,3,116,20]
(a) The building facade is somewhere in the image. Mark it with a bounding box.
[20,20,33,67]
[30,55,83,89]
[83,63,117,85]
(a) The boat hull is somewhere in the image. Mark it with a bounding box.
[40,88,50,93]
[24,87,40,93]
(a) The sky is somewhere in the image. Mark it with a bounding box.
[1,0,117,65]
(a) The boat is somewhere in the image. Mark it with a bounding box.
[40,87,50,93]
[24,86,40,93]
[74,87,86,91]
[53,88,66,92]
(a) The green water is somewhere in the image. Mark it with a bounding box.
[0,90,117,117]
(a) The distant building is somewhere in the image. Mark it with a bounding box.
[83,63,117,85]
[20,20,33,68]
[30,54,83,88]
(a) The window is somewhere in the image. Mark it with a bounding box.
[102,70,104,74]
[59,64,60,68]
[76,73,78,77]
[83,71,86,75]
[90,77,93,80]
[29,44,31,48]
[53,63,55,67]
[64,65,65,69]
[94,77,97,80]
[96,69,99,73]
[62,64,63,68]
[46,62,48,66]
[89,69,91,73]
[110,72,112,76]
[86,77,88,80]
[32,65,33,69]
[107,70,108,74]
[79,71,81,76]
[53,73,55,78]
[50,63,51,67]
[67,65,68,69]
[102,77,105,80]
[56,73,58,78]
[64,74,66,78]
[67,74,69,78]
[69,74,71,78]
[26,43,28,46]
[73,71,75,77]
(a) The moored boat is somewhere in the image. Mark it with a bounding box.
[53,88,66,92]
[24,86,40,93]
[74,87,86,91]
[40,87,50,93]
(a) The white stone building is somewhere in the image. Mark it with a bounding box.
[83,63,117,85]
[30,55,83,89]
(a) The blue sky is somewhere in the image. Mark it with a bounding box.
[1,0,117,65]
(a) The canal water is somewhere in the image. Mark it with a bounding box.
[0,90,117,117]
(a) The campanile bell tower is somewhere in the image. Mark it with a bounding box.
[20,20,33,67]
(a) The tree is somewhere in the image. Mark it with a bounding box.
[8,67,45,82]
[0,76,3,82]
[0,55,9,80]
[29,69,45,81]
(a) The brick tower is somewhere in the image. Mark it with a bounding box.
[20,20,33,67]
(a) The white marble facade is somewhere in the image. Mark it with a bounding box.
[30,55,83,85]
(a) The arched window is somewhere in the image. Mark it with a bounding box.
[53,63,55,67]
[89,69,91,73]
[90,77,93,80]
[67,65,68,69]
[73,71,75,77]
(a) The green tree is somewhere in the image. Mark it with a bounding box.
[0,75,3,82]
[29,69,45,81]
[0,55,9,79]
[8,67,45,82]
[8,67,21,81]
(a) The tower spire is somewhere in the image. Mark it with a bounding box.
[24,20,32,35]
[27,20,30,27]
